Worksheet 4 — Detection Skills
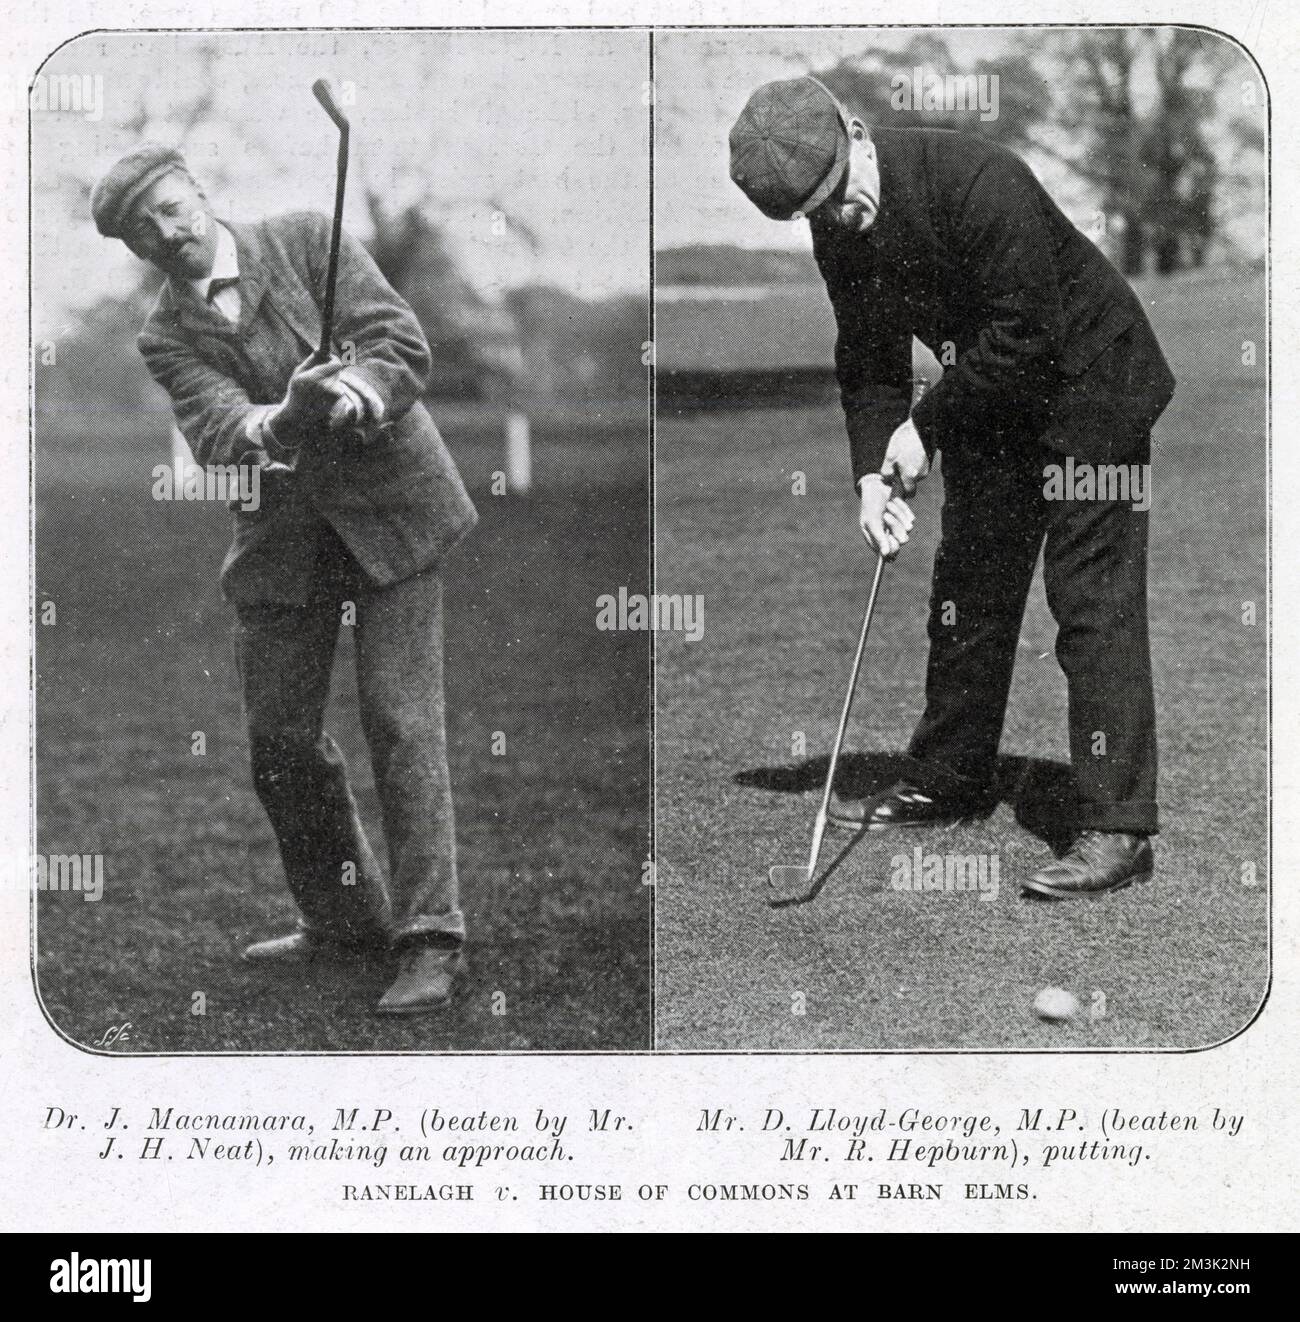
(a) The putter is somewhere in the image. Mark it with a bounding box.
[769,475,906,892]
[311,77,350,364]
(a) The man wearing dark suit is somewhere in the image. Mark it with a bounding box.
[729,78,1176,897]
[92,144,479,1008]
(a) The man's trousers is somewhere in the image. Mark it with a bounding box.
[233,522,464,950]
[907,434,1159,837]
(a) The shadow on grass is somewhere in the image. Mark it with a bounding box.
[736,751,1079,855]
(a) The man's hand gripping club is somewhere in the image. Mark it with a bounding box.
[858,414,928,558]
[270,352,362,448]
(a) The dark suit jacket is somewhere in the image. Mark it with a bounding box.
[138,211,478,605]
[810,128,1176,486]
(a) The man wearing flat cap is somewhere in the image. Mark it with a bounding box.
[730,77,1176,898]
[92,143,478,1009]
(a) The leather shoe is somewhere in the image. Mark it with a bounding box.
[241,931,383,965]
[242,932,324,965]
[1022,830,1153,900]
[847,779,993,830]
[376,945,466,1015]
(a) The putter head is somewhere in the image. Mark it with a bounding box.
[769,812,831,901]
[768,861,817,908]
[768,863,812,889]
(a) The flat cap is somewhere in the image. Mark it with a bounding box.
[729,76,849,221]
[90,143,188,238]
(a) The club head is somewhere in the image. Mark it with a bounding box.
[312,78,350,130]
[768,864,812,890]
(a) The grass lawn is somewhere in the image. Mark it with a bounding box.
[654,268,1268,1051]
[34,409,651,1052]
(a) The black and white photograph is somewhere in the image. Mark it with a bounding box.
[31,29,652,1051]
[654,26,1268,1050]
[3,2,1294,1248]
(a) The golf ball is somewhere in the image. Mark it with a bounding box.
[1033,987,1079,1021]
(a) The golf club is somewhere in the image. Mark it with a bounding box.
[311,77,350,364]
[769,474,906,893]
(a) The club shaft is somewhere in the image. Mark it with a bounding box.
[811,551,889,845]
[316,129,349,361]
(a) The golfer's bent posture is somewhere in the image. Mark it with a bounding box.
[92,145,478,1007]
[730,79,1176,898]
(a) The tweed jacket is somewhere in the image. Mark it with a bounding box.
[810,128,1177,486]
[138,211,478,605]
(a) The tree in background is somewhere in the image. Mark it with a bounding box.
[505,285,648,403]
[816,33,1050,149]
[810,29,1263,276]
[1024,30,1211,274]
[363,194,523,402]
[33,279,164,436]
[1014,30,1260,274]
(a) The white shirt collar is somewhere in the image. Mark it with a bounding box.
[189,222,239,301]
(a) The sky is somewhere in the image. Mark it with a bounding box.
[31,30,651,327]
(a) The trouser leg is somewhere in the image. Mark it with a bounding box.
[1042,479,1159,835]
[353,566,463,949]
[235,592,391,948]
[907,442,1047,800]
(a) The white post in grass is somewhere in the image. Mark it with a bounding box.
[506,410,532,494]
